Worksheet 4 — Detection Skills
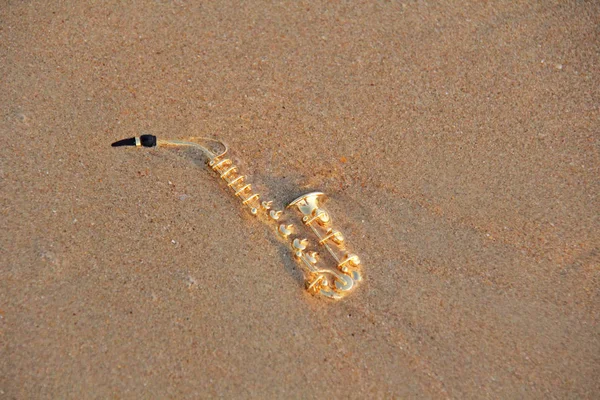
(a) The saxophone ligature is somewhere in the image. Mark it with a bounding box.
[112,135,364,300]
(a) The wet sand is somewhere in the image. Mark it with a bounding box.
[1,1,599,398]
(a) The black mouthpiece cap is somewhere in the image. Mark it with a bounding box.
[111,135,157,148]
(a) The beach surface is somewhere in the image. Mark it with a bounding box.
[1,1,598,398]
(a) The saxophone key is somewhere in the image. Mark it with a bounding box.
[210,158,232,170]
[303,208,330,226]
[292,238,308,252]
[227,175,245,187]
[279,224,294,238]
[319,228,345,245]
[234,184,252,197]
[220,166,237,178]
[241,193,259,205]
[269,210,283,220]
[338,253,361,270]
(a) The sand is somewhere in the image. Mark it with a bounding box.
[1,0,598,398]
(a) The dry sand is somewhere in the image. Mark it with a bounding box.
[1,1,599,398]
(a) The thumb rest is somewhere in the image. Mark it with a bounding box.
[112,135,363,300]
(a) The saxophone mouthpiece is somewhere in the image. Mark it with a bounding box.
[111,135,157,148]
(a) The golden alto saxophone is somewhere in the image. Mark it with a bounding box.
[112,135,363,300]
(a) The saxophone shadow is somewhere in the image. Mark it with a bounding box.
[269,235,306,289]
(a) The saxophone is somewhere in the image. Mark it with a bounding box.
[113,135,363,300]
